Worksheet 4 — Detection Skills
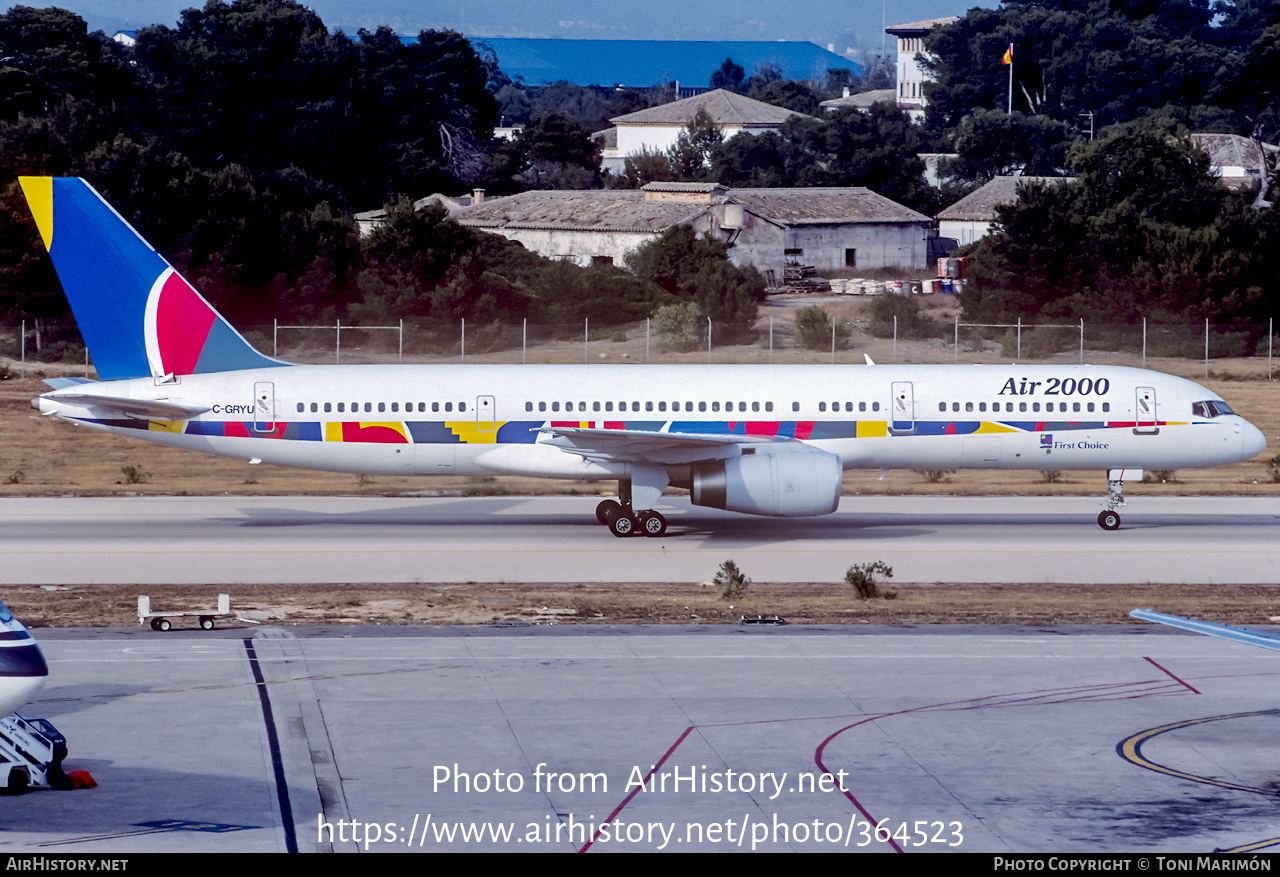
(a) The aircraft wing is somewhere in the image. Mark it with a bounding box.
[538,425,796,465]
[43,393,211,421]
[1130,609,1280,652]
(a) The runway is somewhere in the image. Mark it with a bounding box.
[8,624,1280,853]
[1,494,1278,584]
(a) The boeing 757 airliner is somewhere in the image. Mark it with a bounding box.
[18,177,1268,536]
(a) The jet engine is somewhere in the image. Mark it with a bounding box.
[691,446,842,517]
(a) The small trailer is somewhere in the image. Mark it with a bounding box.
[138,594,233,631]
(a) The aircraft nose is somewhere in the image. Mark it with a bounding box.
[1241,419,1267,460]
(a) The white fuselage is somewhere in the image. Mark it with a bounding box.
[37,363,1265,484]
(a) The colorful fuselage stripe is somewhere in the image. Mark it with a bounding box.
[74,418,1182,443]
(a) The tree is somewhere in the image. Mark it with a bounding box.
[944,108,1071,185]
[710,58,744,92]
[666,109,724,181]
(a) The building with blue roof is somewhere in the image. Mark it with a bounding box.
[462,38,860,88]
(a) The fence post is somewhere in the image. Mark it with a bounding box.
[893,315,897,363]
[19,318,24,379]
[954,317,958,363]
[523,319,527,365]
[584,317,589,365]
[398,319,403,364]
[646,318,650,364]
[1269,317,1273,381]
[1142,318,1146,369]
[273,318,278,357]
[831,318,836,364]
[1017,317,1021,362]
[1204,317,1208,378]
[336,319,341,365]
[1079,318,1084,364]
[707,317,712,364]
[769,318,773,364]
[461,318,465,363]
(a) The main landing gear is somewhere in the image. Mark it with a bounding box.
[595,477,667,538]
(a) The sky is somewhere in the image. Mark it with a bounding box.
[47,0,974,63]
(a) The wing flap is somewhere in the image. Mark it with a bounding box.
[539,425,792,465]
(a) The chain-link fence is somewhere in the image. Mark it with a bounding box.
[3,312,1277,379]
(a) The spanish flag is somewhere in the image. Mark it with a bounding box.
[1001,44,1013,65]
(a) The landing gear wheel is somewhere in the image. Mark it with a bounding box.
[199,617,214,630]
[157,618,171,631]
[638,510,667,537]
[595,500,622,524]
[1098,510,1121,531]
[609,514,637,537]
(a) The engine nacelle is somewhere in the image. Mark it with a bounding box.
[691,446,842,517]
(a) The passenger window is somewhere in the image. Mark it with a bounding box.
[390,403,398,413]
[364,402,372,413]
[979,402,986,412]
[296,403,304,413]
[1019,402,1027,412]
[525,402,533,412]
[445,402,453,412]
[552,402,560,412]
[819,402,827,412]
[324,403,332,413]
[1102,403,1110,413]
[577,401,585,412]
[1073,402,1080,413]
[872,402,879,412]
[699,402,706,412]
[646,401,653,412]
[605,401,613,412]
[659,401,667,412]
[1087,402,1094,413]
[965,402,973,412]
[432,402,439,412]
[845,402,853,412]
[765,402,773,413]
[938,402,946,412]
[686,402,694,412]
[952,402,959,412]
[1032,402,1040,412]
[338,402,345,413]
[859,402,866,412]
[632,402,640,412]
[378,402,386,413]
[752,402,759,412]
[539,401,546,412]
[460,402,466,412]
[739,402,746,412]
[593,401,600,412]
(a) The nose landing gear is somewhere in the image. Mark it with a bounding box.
[1098,469,1138,530]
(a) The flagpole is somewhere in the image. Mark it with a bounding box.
[1007,43,1013,113]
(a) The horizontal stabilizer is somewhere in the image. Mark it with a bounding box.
[46,393,210,421]
[42,377,96,390]
[1130,609,1280,652]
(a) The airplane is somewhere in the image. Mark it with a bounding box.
[1130,610,1280,652]
[0,597,48,717]
[17,176,1269,537]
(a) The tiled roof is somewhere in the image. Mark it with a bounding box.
[935,176,1073,222]
[453,190,711,233]
[610,89,814,126]
[885,17,961,35]
[819,89,897,110]
[1189,133,1277,171]
[728,188,931,225]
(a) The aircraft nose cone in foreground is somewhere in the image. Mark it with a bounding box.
[0,600,48,716]
[1241,418,1267,460]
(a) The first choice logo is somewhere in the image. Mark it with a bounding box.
[998,377,1110,397]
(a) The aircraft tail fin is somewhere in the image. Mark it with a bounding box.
[18,176,285,381]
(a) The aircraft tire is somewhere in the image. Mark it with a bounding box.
[1098,510,1121,531]
[639,511,667,537]
[609,514,637,537]
[595,500,622,525]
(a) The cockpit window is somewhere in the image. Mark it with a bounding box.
[1192,400,1235,418]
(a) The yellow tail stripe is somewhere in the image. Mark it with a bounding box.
[18,176,53,251]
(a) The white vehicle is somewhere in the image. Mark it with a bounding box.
[20,177,1268,534]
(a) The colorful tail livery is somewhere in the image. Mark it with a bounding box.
[18,176,285,381]
[21,177,1267,536]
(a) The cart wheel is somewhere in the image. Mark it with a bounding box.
[199,617,214,631]
[157,618,171,632]
[149,618,161,631]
